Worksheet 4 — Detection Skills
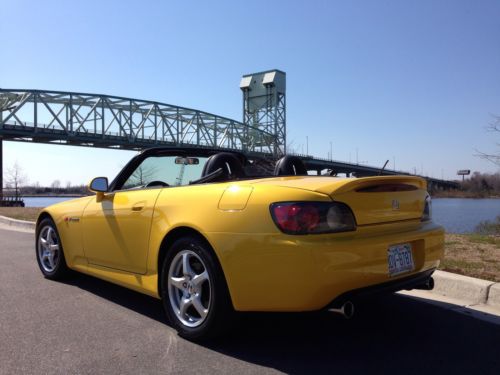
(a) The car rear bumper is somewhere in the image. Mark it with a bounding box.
[206,220,444,312]
[326,267,435,308]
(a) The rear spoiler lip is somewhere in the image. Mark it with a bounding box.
[320,175,427,195]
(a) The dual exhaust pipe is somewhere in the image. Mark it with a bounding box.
[327,276,435,319]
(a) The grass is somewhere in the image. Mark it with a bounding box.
[0,207,42,221]
[440,233,500,282]
[468,234,500,247]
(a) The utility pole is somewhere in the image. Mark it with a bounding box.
[330,141,332,161]
[356,148,359,165]
[306,136,308,155]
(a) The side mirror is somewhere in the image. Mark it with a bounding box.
[88,177,108,193]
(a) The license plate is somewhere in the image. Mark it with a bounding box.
[387,243,414,277]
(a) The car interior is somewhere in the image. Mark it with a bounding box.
[112,149,312,191]
[191,153,309,185]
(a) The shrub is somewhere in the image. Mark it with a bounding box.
[475,216,500,235]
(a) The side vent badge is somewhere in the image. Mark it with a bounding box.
[392,200,400,211]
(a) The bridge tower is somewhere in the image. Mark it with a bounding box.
[240,70,286,156]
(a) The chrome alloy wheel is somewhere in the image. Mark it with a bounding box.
[37,225,60,273]
[167,250,211,328]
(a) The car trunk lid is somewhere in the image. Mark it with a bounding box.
[321,176,428,225]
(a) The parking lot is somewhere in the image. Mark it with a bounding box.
[1,227,499,374]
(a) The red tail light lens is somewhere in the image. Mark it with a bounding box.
[270,202,356,235]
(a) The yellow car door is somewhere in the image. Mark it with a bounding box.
[82,188,161,274]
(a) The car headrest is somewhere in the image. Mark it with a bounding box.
[201,152,245,180]
[274,155,308,176]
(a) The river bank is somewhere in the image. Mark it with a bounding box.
[431,190,500,199]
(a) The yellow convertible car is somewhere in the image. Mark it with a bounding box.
[36,147,444,340]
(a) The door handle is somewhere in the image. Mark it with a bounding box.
[132,203,145,212]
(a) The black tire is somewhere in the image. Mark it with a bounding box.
[161,235,234,341]
[35,218,70,280]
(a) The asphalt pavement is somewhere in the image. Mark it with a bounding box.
[1,227,499,375]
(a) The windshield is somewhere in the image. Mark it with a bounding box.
[122,155,208,189]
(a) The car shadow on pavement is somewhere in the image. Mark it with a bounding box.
[206,296,500,374]
[63,273,500,375]
[62,271,168,324]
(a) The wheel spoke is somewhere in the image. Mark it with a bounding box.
[40,237,48,247]
[191,295,208,318]
[47,253,55,269]
[192,270,208,287]
[179,297,192,317]
[170,276,186,291]
[182,253,194,277]
[49,244,59,252]
[46,227,54,245]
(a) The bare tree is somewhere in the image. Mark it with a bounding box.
[123,164,159,189]
[51,180,61,192]
[477,116,500,166]
[6,161,27,198]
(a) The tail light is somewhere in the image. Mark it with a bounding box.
[422,195,432,221]
[270,202,356,235]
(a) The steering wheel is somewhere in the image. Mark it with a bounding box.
[145,180,169,188]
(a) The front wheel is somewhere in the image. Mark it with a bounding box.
[35,218,70,280]
[161,236,234,341]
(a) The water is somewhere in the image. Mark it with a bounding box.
[23,196,77,207]
[432,198,500,234]
[23,196,500,234]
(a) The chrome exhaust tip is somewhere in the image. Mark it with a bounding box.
[328,301,355,319]
[414,277,435,291]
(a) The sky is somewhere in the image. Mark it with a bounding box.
[1,0,499,185]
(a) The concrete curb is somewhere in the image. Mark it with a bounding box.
[431,270,498,306]
[487,283,500,308]
[0,215,36,231]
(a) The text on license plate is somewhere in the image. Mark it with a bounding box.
[387,243,414,277]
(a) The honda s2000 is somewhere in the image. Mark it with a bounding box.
[36,147,444,340]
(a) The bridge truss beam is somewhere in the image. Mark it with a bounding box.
[0,89,278,153]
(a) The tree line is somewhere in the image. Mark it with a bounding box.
[3,162,89,196]
[460,171,500,196]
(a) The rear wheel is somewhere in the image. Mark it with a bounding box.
[35,218,70,280]
[161,236,234,341]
